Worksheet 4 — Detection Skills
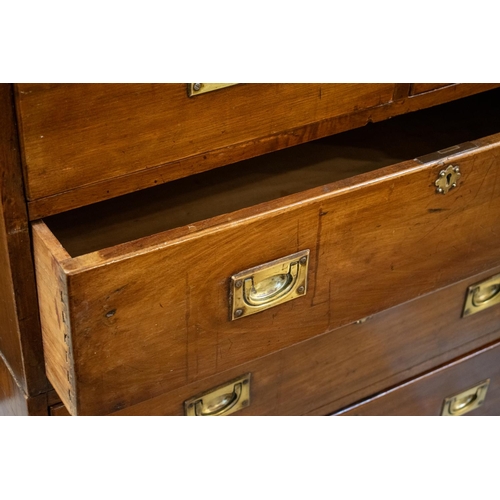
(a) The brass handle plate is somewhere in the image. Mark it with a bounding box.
[187,83,239,97]
[462,273,500,317]
[441,379,490,416]
[184,374,251,416]
[230,250,309,320]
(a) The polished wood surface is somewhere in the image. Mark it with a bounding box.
[0,84,47,396]
[111,265,500,415]
[337,340,500,416]
[20,83,499,219]
[16,83,394,200]
[33,95,500,415]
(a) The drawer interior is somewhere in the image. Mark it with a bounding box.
[45,88,500,258]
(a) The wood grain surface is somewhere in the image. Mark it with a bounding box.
[111,265,500,416]
[16,83,394,200]
[336,340,500,416]
[20,83,500,219]
[34,123,500,415]
[45,87,500,257]
[0,84,47,396]
[32,223,75,414]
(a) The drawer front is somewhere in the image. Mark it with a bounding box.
[32,94,500,415]
[110,266,500,416]
[336,340,500,416]
[16,83,395,202]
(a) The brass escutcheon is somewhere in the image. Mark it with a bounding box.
[230,250,309,320]
[441,380,490,416]
[435,165,461,194]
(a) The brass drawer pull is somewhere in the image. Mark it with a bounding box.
[187,83,238,97]
[462,273,500,317]
[184,374,250,416]
[441,379,490,416]
[230,250,309,320]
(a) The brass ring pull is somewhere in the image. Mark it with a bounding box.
[472,283,500,307]
[441,379,490,416]
[462,273,500,317]
[184,374,251,416]
[243,263,298,307]
[449,394,477,414]
[195,383,242,416]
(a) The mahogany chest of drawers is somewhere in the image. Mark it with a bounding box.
[1,83,500,416]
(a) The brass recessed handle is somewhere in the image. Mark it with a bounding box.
[184,374,251,416]
[243,263,298,307]
[230,250,309,320]
[441,380,490,416]
[462,273,500,317]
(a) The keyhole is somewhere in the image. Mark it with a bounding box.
[446,173,452,186]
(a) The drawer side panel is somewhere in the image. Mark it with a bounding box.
[32,222,76,414]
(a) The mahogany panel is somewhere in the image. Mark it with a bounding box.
[336,340,500,416]
[0,84,47,396]
[112,265,500,416]
[23,83,500,219]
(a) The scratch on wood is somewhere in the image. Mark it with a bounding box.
[185,273,191,379]
[427,208,450,213]
[312,208,325,305]
[328,279,332,329]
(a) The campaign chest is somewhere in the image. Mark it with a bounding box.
[1,83,500,416]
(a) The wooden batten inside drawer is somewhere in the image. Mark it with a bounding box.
[33,89,500,415]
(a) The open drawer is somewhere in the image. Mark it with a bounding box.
[33,89,500,415]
